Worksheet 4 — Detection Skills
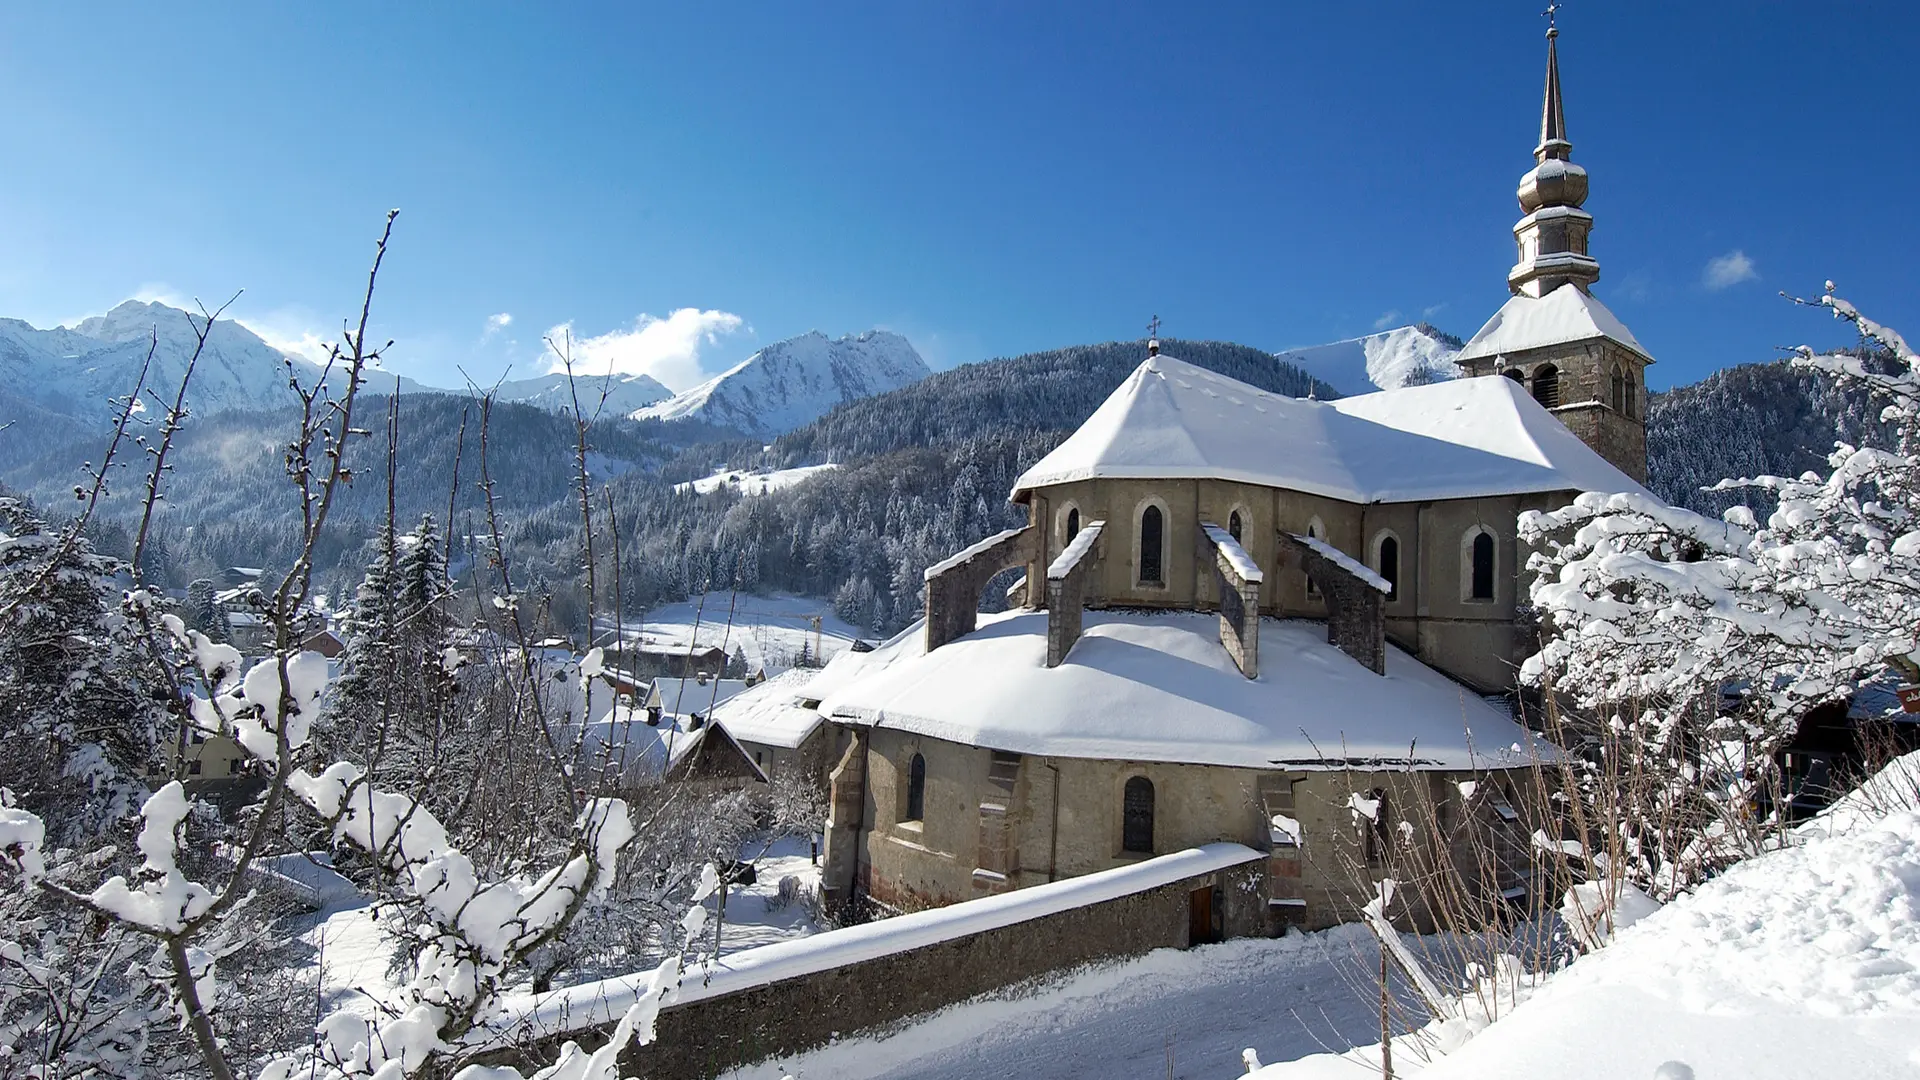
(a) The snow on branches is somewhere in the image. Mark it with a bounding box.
[1521,290,1920,891]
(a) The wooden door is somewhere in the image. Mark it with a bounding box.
[1188,885,1216,946]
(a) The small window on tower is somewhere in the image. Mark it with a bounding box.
[1609,364,1626,413]
[1531,366,1560,409]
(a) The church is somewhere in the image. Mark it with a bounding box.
[789,26,1655,931]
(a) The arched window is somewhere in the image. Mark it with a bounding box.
[1468,529,1496,601]
[1065,507,1081,543]
[1122,776,1155,853]
[1304,518,1325,599]
[1139,504,1165,585]
[905,753,926,822]
[1228,509,1243,543]
[1376,534,1399,601]
[1530,365,1560,409]
[1624,373,1638,419]
[1502,368,1525,383]
[1609,364,1627,413]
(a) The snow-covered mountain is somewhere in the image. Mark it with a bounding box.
[0,299,681,422]
[635,330,930,438]
[1273,324,1462,397]
[492,370,672,417]
[0,300,328,416]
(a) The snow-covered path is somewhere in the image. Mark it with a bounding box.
[721,924,1418,1080]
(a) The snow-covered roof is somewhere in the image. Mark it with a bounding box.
[818,610,1541,771]
[710,670,825,749]
[650,678,752,717]
[1011,354,1646,504]
[1455,283,1651,365]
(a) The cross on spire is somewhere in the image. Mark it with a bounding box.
[1541,2,1560,36]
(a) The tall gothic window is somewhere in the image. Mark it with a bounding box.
[1066,507,1081,543]
[1122,776,1155,853]
[1609,364,1627,413]
[1139,504,1165,585]
[1531,365,1560,409]
[1228,509,1243,543]
[1470,531,1496,601]
[905,753,926,822]
[1377,535,1399,601]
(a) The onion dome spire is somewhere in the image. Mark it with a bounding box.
[1508,7,1599,297]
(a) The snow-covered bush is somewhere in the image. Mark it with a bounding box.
[1521,287,1920,897]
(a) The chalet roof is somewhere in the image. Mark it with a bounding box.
[710,669,825,749]
[818,610,1543,771]
[1011,353,1646,504]
[1455,283,1651,365]
[650,678,752,717]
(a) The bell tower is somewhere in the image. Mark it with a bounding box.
[1455,14,1653,484]
[1508,21,1600,298]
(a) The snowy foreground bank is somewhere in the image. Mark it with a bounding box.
[1255,758,1920,1080]
[717,923,1414,1080]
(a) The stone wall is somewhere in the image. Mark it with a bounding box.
[486,854,1265,1080]
[1029,476,1550,693]
[923,525,1039,653]
[848,728,1538,935]
[1277,532,1385,674]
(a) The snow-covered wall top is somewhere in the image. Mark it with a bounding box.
[476,841,1264,1043]
[1274,325,1461,396]
[635,329,931,439]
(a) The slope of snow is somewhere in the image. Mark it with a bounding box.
[673,463,840,496]
[719,924,1412,1080]
[595,592,862,675]
[635,330,929,438]
[1256,758,1920,1080]
[819,609,1536,770]
[1274,325,1461,396]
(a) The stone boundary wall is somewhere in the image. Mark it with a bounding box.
[477,846,1265,1080]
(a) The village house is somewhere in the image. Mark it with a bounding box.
[815,28,1654,932]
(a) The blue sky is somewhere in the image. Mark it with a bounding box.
[0,2,1913,392]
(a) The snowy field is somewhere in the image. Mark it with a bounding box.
[672,464,839,496]
[719,924,1421,1080]
[598,591,863,674]
[707,835,827,956]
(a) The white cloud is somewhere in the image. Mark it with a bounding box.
[544,308,746,390]
[485,312,513,333]
[1421,302,1448,319]
[1372,309,1403,332]
[1703,250,1758,291]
